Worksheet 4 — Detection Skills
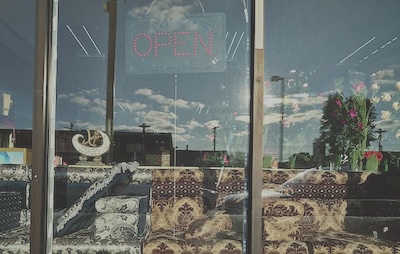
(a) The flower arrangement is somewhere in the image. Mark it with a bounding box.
[364,151,383,171]
[319,71,377,170]
[202,151,229,166]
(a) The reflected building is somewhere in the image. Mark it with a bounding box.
[0,129,173,166]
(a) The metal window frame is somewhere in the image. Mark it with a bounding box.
[31,0,55,253]
[248,0,264,253]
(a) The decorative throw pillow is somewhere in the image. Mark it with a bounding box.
[95,195,146,213]
[94,195,150,238]
[94,213,140,240]
[55,162,139,237]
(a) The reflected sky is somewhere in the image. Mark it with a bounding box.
[1,0,400,160]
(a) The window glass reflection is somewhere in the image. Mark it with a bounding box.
[0,0,35,252]
[262,1,400,253]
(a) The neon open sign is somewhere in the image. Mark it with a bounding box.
[125,14,226,74]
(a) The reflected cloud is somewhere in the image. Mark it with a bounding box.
[181,119,203,130]
[69,96,90,106]
[128,0,198,31]
[134,88,203,111]
[143,110,186,134]
[205,120,220,129]
[374,119,400,129]
[287,109,322,123]
[235,115,249,123]
[264,113,281,124]
[59,91,106,115]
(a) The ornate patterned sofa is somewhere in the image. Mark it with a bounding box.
[261,169,400,254]
[144,167,400,254]
[143,167,244,254]
[1,164,400,254]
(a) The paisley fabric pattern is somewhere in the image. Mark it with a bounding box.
[262,198,307,241]
[263,169,300,189]
[312,199,346,232]
[94,213,139,240]
[151,197,204,232]
[0,226,142,253]
[95,195,145,213]
[19,209,30,227]
[131,167,153,184]
[215,168,244,207]
[0,164,31,182]
[152,168,204,199]
[260,169,399,254]
[263,197,347,241]
[143,235,242,254]
[144,168,243,254]
[263,241,309,254]
[304,231,397,254]
[59,162,150,184]
[184,209,233,239]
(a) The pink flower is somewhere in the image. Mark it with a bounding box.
[340,119,346,125]
[335,99,342,107]
[357,122,364,129]
[349,109,358,118]
[223,154,230,165]
[353,81,366,94]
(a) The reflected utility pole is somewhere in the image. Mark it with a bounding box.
[375,128,387,152]
[104,0,117,164]
[271,75,285,162]
[212,126,218,151]
[139,123,150,165]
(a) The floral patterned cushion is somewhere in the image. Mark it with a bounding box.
[0,225,143,253]
[94,213,140,240]
[263,198,306,241]
[310,199,346,232]
[262,197,347,241]
[304,231,397,254]
[143,236,242,254]
[184,209,233,239]
[151,196,204,232]
[55,162,139,237]
[95,195,146,213]
[263,241,310,254]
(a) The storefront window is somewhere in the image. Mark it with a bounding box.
[262,0,400,253]
[3,0,399,252]
[0,0,35,251]
[41,0,250,253]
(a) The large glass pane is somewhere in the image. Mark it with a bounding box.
[263,1,400,253]
[52,0,251,253]
[0,0,35,252]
